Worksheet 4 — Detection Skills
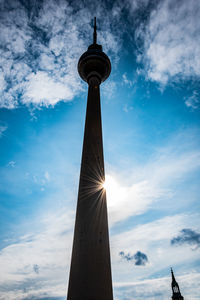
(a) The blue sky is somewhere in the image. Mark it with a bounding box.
[0,0,200,299]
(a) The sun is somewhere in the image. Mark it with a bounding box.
[102,175,115,191]
[101,175,121,205]
[101,174,128,210]
[102,179,108,190]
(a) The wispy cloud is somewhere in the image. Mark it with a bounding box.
[123,104,133,113]
[1,209,199,299]
[114,272,200,300]
[7,161,16,168]
[185,90,200,109]
[0,124,7,137]
[122,73,133,87]
[102,80,116,100]
[171,228,200,250]
[106,129,200,225]
[137,0,200,85]
[110,213,200,285]
[0,210,74,299]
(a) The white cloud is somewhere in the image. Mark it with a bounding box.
[44,171,50,181]
[185,90,200,109]
[99,30,119,56]
[102,80,116,99]
[112,214,200,256]
[0,210,74,299]
[22,71,78,106]
[7,161,16,168]
[0,0,120,109]
[107,175,164,225]
[139,0,200,84]
[122,73,133,87]
[1,210,199,299]
[114,272,200,300]
[128,0,150,12]
[123,104,133,113]
[110,213,200,291]
[0,72,6,91]
[0,124,7,137]
[106,130,200,225]
[1,128,200,299]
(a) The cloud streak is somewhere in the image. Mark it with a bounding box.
[106,129,200,225]
[0,209,74,299]
[0,124,7,137]
[114,272,200,300]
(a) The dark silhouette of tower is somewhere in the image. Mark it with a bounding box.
[67,18,113,300]
[171,268,184,300]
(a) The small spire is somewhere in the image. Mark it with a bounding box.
[171,268,184,299]
[93,17,97,44]
[171,268,176,282]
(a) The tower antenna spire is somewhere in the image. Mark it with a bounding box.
[171,267,175,280]
[93,17,97,44]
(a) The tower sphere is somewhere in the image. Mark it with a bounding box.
[78,43,111,85]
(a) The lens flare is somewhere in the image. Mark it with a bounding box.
[102,180,108,190]
[102,175,117,193]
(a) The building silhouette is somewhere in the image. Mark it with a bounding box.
[171,268,184,300]
[67,18,113,300]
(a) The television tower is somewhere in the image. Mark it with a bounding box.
[67,18,113,300]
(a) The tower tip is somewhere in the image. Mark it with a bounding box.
[93,17,97,44]
[171,267,176,282]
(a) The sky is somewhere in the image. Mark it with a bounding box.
[0,0,200,299]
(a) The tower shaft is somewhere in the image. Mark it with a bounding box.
[67,82,113,300]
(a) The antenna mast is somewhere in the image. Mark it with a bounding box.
[93,17,97,44]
